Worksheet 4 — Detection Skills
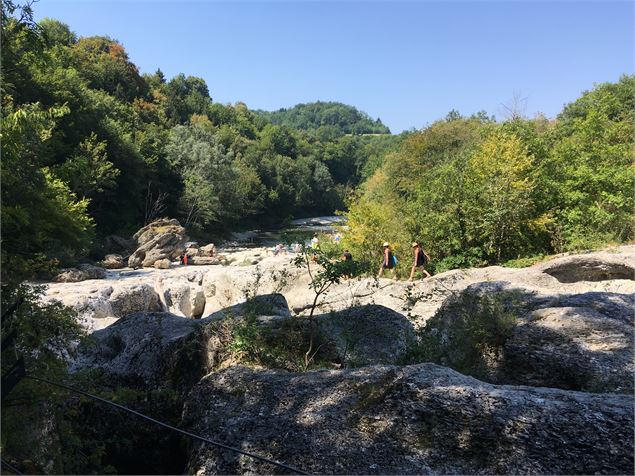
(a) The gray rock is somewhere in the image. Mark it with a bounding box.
[102,254,125,269]
[539,254,634,283]
[198,243,216,257]
[316,305,416,366]
[133,218,185,246]
[189,256,220,266]
[73,311,205,388]
[418,283,634,393]
[153,258,171,269]
[155,276,206,318]
[128,218,188,268]
[183,364,634,475]
[109,284,162,318]
[55,264,106,283]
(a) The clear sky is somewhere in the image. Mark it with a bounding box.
[34,0,633,133]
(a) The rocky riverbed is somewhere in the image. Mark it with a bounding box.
[39,245,635,474]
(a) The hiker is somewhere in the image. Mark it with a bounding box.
[341,249,353,279]
[274,243,284,256]
[409,242,432,281]
[310,233,320,262]
[377,242,397,279]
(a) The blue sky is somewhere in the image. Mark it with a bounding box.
[34,1,633,132]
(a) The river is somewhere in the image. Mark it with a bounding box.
[221,215,346,250]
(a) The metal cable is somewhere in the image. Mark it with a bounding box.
[1,458,23,475]
[24,375,308,475]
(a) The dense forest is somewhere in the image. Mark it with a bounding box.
[342,76,634,273]
[0,2,400,288]
[256,101,391,139]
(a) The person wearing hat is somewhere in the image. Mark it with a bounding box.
[409,242,431,281]
[377,242,397,279]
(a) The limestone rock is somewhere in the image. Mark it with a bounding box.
[198,243,216,257]
[538,253,635,283]
[102,254,125,269]
[55,264,106,283]
[133,218,186,246]
[419,283,634,393]
[316,305,416,366]
[154,258,171,269]
[155,276,206,318]
[72,311,205,388]
[128,218,188,268]
[184,364,634,475]
[188,256,220,266]
[109,284,162,318]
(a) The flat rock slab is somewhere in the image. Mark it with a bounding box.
[183,364,634,475]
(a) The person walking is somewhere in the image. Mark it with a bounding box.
[310,233,320,262]
[341,249,353,279]
[409,242,431,281]
[377,242,397,279]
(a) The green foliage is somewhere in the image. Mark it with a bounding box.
[1,102,95,284]
[53,132,120,198]
[257,101,390,137]
[293,243,351,316]
[548,75,635,251]
[229,313,325,371]
[2,3,401,270]
[344,78,634,272]
[399,291,519,379]
[1,283,86,473]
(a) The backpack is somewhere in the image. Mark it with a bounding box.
[392,255,398,266]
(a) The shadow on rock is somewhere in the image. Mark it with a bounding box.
[404,283,634,393]
[182,364,634,475]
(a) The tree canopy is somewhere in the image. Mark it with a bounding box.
[256,101,391,138]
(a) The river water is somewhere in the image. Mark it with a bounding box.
[222,215,346,249]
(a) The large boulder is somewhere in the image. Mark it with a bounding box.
[128,218,188,268]
[102,254,125,269]
[538,253,635,283]
[109,284,162,318]
[155,273,206,318]
[414,283,634,393]
[154,258,171,269]
[316,305,416,366]
[198,243,216,257]
[189,256,220,266]
[55,264,106,283]
[183,364,634,475]
[72,311,205,389]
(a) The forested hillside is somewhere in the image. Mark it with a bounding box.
[256,101,391,139]
[343,76,635,272]
[0,3,400,285]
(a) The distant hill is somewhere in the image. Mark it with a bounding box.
[256,101,391,138]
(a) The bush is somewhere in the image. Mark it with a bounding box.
[400,290,520,380]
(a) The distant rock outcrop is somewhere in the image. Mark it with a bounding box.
[55,264,106,283]
[183,364,634,475]
[102,253,125,269]
[127,218,188,268]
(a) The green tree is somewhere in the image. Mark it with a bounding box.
[1,102,95,285]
